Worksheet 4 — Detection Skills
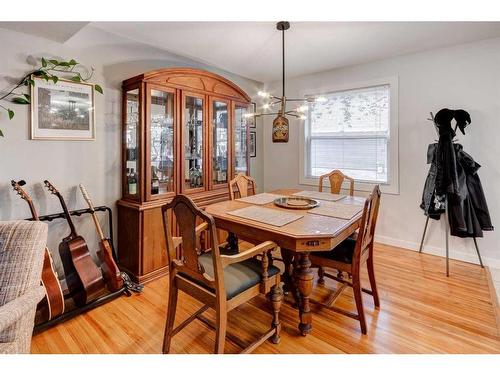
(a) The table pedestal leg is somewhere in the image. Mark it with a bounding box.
[294,252,314,336]
[281,249,300,305]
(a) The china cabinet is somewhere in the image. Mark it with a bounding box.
[117,68,252,283]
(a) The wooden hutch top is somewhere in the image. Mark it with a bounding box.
[122,68,251,103]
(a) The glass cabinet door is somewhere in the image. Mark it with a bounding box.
[149,89,175,197]
[234,103,250,176]
[183,94,204,190]
[211,100,229,186]
[125,88,140,199]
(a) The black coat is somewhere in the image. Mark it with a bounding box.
[420,142,493,237]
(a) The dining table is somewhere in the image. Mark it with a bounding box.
[205,188,366,336]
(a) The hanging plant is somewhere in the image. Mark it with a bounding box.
[0,57,103,137]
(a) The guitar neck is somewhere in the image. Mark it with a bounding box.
[56,193,78,238]
[79,185,106,241]
[26,199,39,221]
[90,210,106,241]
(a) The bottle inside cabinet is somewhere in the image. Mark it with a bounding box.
[125,88,140,198]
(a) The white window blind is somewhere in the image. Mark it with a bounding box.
[306,84,390,184]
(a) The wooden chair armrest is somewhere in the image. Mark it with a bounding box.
[220,241,277,267]
[171,222,208,249]
[195,222,208,236]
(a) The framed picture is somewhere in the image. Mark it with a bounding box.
[249,131,256,157]
[31,77,95,140]
[248,102,257,128]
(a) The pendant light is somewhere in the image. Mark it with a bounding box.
[246,21,328,143]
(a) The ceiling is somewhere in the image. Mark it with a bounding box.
[93,22,500,82]
[2,22,500,82]
[0,22,89,43]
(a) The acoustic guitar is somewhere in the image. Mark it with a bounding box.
[11,180,65,320]
[79,184,123,292]
[44,180,105,306]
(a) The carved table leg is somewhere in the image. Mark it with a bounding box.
[281,249,300,305]
[294,252,314,336]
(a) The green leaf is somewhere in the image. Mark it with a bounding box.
[40,72,49,81]
[70,75,81,82]
[59,61,70,67]
[41,57,47,67]
[68,59,77,65]
[12,97,30,104]
[49,59,59,65]
[52,76,59,84]
[23,94,31,102]
[27,78,35,86]
[94,84,103,94]
[8,109,14,119]
[32,70,43,77]
[0,129,3,137]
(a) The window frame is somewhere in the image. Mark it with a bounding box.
[299,76,399,195]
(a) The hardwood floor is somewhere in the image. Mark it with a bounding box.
[31,243,500,354]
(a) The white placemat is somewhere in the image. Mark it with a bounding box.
[292,190,346,202]
[308,202,363,220]
[236,193,284,205]
[227,206,304,227]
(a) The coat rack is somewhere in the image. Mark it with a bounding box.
[419,112,484,277]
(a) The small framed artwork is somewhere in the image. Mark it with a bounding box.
[31,77,95,140]
[249,131,256,157]
[248,102,257,128]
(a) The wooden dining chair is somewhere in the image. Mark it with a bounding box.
[229,173,257,199]
[317,170,356,283]
[161,195,283,354]
[309,185,381,334]
[318,169,355,196]
[225,173,258,252]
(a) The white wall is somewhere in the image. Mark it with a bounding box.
[0,25,264,275]
[262,37,500,267]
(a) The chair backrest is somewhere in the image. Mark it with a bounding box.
[162,195,224,295]
[353,185,381,262]
[229,173,257,200]
[318,170,355,196]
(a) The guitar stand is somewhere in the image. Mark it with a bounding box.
[31,205,144,334]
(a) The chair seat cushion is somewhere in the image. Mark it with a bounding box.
[195,253,280,300]
[313,238,357,264]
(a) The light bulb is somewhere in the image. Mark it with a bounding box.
[299,115,307,120]
[262,103,270,110]
[297,105,308,112]
[315,96,327,103]
[258,91,271,98]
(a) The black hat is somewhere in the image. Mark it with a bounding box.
[434,108,471,136]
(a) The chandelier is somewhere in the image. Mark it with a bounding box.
[246,21,327,143]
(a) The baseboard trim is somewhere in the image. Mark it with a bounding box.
[374,234,500,269]
[484,266,500,338]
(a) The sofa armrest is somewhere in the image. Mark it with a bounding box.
[0,286,45,338]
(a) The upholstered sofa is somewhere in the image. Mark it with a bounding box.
[0,221,48,354]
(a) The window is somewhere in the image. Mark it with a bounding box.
[300,78,398,194]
